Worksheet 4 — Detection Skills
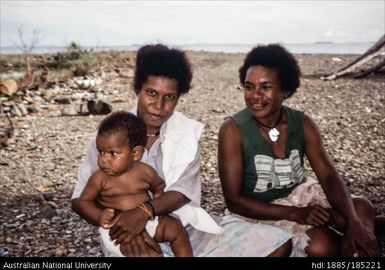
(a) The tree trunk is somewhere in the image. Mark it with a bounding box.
[354,56,385,78]
[321,35,385,80]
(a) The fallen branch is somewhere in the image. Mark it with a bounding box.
[353,56,385,78]
[321,35,385,80]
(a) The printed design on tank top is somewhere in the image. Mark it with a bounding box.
[253,149,304,193]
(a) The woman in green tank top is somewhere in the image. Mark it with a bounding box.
[218,44,381,257]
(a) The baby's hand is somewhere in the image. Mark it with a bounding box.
[99,208,116,229]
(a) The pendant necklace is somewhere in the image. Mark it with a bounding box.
[256,109,283,142]
[146,131,160,137]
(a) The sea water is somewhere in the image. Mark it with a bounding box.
[0,42,374,55]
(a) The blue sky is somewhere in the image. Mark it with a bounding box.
[1,0,384,48]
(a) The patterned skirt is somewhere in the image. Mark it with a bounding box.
[225,177,332,257]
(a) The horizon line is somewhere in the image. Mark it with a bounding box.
[0,41,376,49]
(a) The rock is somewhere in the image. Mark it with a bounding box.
[54,245,68,256]
[78,103,89,115]
[61,105,79,116]
[74,77,102,90]
[37,206,56,219]
[17,103,28,116]
[87,100,112,115]
[10,104,21,117]
[0,79,18,95]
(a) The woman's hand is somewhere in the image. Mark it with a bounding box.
[344,219,380,257]
[119,230,162,257]
[108,207,148,244]
[290,205,330,226]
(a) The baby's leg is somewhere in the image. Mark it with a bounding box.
[304,227,341,256]
[153,216,193,257]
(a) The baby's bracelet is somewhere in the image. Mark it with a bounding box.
[146,201,156,217]
[138,203,155,221]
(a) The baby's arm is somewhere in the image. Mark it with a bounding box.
[77,170,107,226]
[151,175,166,199]
[143,164,166,199]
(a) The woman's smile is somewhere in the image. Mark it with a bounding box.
[250,102,265,110]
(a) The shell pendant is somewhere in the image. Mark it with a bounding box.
[268,128,280,142]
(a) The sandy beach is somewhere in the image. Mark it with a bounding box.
[0,50,384,256]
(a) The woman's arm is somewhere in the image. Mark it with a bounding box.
[303,114,379,256]
[72,171,105,226]
[303,114,357,222]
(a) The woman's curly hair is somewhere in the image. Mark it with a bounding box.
[134,44,192,96]
[239,44,301,98]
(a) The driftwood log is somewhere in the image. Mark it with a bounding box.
[321,35,385,80]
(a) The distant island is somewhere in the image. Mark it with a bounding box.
[314,41,334,44]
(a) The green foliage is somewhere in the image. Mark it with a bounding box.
[0,55,25,70]
[51,41,99,76]
[0,58,8,67]
[1,41,107,90]
[0,56,26,81]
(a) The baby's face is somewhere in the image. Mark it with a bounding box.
[96,132,135,176]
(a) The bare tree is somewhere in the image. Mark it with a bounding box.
[13,25,43,86]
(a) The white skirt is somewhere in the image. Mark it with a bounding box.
[99,217,159,257]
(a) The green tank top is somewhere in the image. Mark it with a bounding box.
[231,105,306,202]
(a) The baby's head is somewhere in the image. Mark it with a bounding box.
[96,111,147,176]
[98,111,147,148]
